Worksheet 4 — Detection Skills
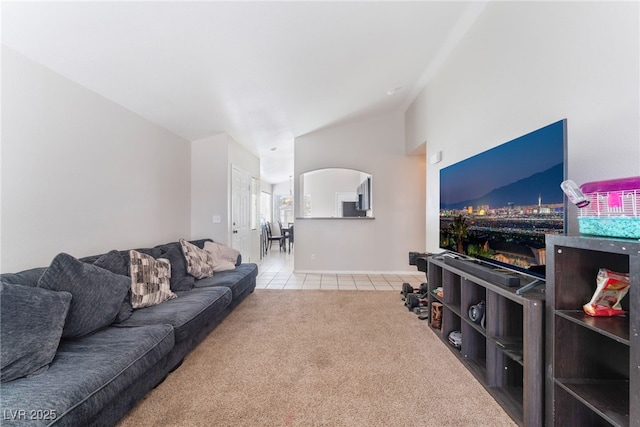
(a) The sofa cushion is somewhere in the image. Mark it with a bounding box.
[179,239,214,279]
[117,286,232,343]
[93,250,129,276]
[194,262,258,300]
[92,250,133,323]
[0,267,47,288]
[0,324,174,426]
[80,247,162,275]
[38,253,130,339]
[129,250,176,309]
[154,241,196,292]
[0,282,72,383]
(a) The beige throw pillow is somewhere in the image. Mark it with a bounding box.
[179,239,214,279]
[204,241,239,272]
[129,250,177,309]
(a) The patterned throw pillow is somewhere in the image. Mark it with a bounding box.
[129,250,176,309]
[179,239,214,279]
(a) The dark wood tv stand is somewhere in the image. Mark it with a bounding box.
[427,255,545,426]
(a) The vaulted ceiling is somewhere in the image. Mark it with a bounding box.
[2,1,483,184]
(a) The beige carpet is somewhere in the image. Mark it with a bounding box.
[117,290,517,427]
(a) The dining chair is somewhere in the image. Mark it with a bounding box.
[287,224,294,253]
[260,223,268,256]
[266,222,284,252]
[279,221,293,253]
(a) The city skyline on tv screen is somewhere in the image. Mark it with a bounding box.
[440,121,565,209]
[439,119,566,275]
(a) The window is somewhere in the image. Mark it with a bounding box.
[275,194,294,225]
[260,191,272,226]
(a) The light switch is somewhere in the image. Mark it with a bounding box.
[212,215,221,223]
[430,151,442,164]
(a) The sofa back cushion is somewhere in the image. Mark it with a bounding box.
[93,250,133,323]
[93,250,128,276]
[0,267,47,288]
[154,242,195,291]
[1,282,72,382]
[38,253,130,339]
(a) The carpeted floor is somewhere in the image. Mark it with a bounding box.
[117,290,517,427]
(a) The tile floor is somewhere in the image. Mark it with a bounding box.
[256,247,426,291]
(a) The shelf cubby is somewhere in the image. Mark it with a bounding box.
[426,254,545,426]
[545,235,639,427]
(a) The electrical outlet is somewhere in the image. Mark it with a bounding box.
[311,254,316,261]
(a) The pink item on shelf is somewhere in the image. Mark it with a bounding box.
[577,176,640,239]
[608,191,622,208]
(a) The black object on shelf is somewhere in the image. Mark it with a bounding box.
[443,256,521,287]
[409,251,430,266]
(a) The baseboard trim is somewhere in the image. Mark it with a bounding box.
[293,270,424,276]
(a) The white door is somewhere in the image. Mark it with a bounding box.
[231,167,251,261]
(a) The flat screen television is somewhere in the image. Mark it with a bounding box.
[439,119,567,279]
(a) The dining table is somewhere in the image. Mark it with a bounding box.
[280,224,293,253]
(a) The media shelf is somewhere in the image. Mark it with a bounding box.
[545,235,639,427]
[427,255,545,426]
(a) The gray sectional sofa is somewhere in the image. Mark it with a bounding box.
[0,238,258,427]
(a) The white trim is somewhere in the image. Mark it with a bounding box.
[294,270,424,276]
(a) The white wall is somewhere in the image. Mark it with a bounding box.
[260,180,274,194]
[405,88,429,155]
[294,112,426,272]
[272,180,291,197]
[1,46,191,272]
[229,136,261,181]
[191,133,261,262]
[191,134,229,243]
[412,1,640,253]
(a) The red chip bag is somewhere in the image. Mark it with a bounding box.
[583,268,630,317]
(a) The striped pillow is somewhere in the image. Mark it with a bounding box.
[129,250,176,309]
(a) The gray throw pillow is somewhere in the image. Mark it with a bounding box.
[156,243,195,291]
[93,250,128,276]
[1,282,72,382]
[38,253,130,339]
[93,250,133,323]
